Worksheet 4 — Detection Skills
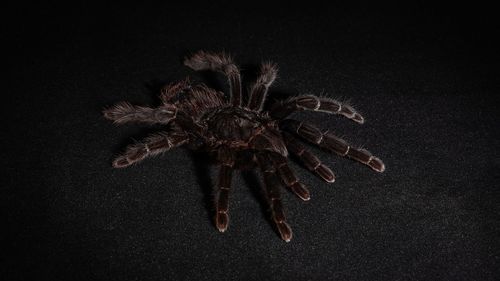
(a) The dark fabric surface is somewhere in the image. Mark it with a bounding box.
[4,3,499,281]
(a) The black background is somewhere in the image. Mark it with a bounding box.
[4,2,499,280]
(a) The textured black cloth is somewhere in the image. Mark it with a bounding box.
[4,3,499,281]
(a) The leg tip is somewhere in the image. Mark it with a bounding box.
[352,113,365,124]
[296,188,311,201]
[291,183,311,201]
[277,222,293,242]
[317,164,336,183]
[112,157,130,168]
[326,176,336,183]
[369,157,385,173]
[216,212,229,232]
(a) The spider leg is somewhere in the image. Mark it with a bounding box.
[271,95,364,124]
[281,119,385,172]
[282,132,336,183]
[249,126,288,157]
[256,153,293,242]
[267,153,311,201]
[103,102,177,125]
[184,51,242,107]
[112,131,188,168]
[214,148,234,233]
[159,78,191,104]
[247,62,278,111]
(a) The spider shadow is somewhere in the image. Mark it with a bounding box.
[240,169,278,236]
[188,150,216,224]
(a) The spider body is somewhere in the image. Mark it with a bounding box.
[205,107,265,143]
[104,51,385,242]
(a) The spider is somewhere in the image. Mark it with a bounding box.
[103,51,385,242]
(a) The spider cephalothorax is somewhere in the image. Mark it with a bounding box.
[104,51,385,242]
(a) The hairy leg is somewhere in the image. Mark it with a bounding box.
[256,153,293,242]
[282,132,336,183]
[281,119,385,172]
[267,153,311,201]
[271,95,364,123]
[214,148,235,232]
[112,131,188,168]
[103,102,177,125]
[184,51,242,106]
[159,78,192,104]
[247,62,278,111]
[249,126,288,157]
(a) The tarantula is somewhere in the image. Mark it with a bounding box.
[103,51,385,242]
